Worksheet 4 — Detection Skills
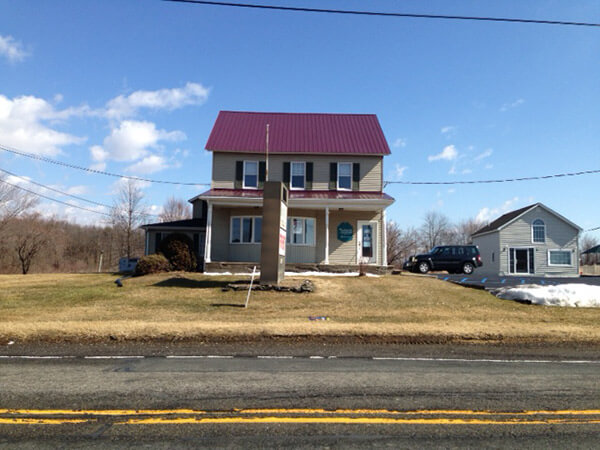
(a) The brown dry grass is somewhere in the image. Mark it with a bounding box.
[1,272,599,343]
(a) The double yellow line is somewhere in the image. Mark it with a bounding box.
[1,408,600,425]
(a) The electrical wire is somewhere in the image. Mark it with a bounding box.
[164,0,600,28]
[0,167,113,209]
[0,177,112,218]
[384,168,600,186]
[0,143,210,187]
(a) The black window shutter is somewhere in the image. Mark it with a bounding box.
[306,162,313,190]
[283,162,290,186]
[235,161,243,189]
[352,163,360,191]
[258,161,266,188]
[329,163,337,190]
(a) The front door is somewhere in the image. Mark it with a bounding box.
[509,248,534,274]
[357,221,377,264]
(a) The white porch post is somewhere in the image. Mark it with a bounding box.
[382,209,387,266]
[324,207,329,265]
[204,202,213,263]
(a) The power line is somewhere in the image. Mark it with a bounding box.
[384,168,600,186]
[0,167,113,209]
[0,143,210,187]
[0,177,112,218]
[164,0,600,28]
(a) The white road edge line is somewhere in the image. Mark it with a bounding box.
[371,357,600,364]
[0,356,77,359]
[84,356,145,359]
[257,356,294,359]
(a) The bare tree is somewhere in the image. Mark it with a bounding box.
[111,180,148,259]
[420,211,452,250]
[159,196,191,222]
[454,218,485,244]
[11,215,48,274]
[580,233,599,266]
[386,221,420,265]
[0,175,38,233]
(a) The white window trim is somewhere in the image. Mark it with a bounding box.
[290,161,306,190]
[243,160,259,190]
[286,216,316,247]
[547,249,573,267]
[337,162,352,191]
[230,216,262,244]
[531,218,546,244]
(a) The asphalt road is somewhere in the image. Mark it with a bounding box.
[2,354,600,448]
[432,273,600,289]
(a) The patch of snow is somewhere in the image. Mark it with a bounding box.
[202,271,380,277]
[494,284,600,308]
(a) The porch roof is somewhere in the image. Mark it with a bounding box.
[191,188,394,210]
[140,218,205,230]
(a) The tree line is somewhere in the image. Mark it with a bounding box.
[0,177,190,274]
[1,175,598,273]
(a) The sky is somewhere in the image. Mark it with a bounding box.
[1,0,599,240]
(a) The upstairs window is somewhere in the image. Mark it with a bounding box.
[337,162,352,190]
[532,219,545,243]
[243,161,258,189]
[290,162,305,190]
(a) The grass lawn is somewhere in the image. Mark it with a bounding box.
[1,272,599,343]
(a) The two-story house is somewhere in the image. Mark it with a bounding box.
[142,111,395,271]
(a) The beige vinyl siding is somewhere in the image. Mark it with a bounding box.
[472,231,500,275]
[208,206,384,265]
[498,206,579,277]
[210,206,230,262]
[211,152,383,192]
[328,210,381,265]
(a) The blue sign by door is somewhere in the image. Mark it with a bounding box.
[337,222,353,242]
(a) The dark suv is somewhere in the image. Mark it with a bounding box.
[404,245,482,275]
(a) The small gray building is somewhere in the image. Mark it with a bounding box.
[471,203,582,277]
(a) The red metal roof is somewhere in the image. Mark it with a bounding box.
[205,111,391,155]
[197,188,394,202]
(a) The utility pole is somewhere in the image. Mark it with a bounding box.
[265,123,270,182]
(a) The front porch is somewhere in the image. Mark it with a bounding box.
[204,261,390,275]
[198,188,393,268]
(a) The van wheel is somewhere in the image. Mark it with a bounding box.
[462,262,474,275]
[418,262,430,274]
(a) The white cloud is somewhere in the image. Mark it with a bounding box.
[500,98,524,112]
[461,168,472,174]
[476,197,520,223]
[65,185,88,195]
[484,163,494,170]
[474,148,493,161]
[0,34,28,63]
[428,145,458,162]
[0,94,85,156]
[393,138,406,148]
[105,82,209,119]
[91,120,185,162]
[126,154,168,174]
[441,126,455,135]
[394,164,407,178]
